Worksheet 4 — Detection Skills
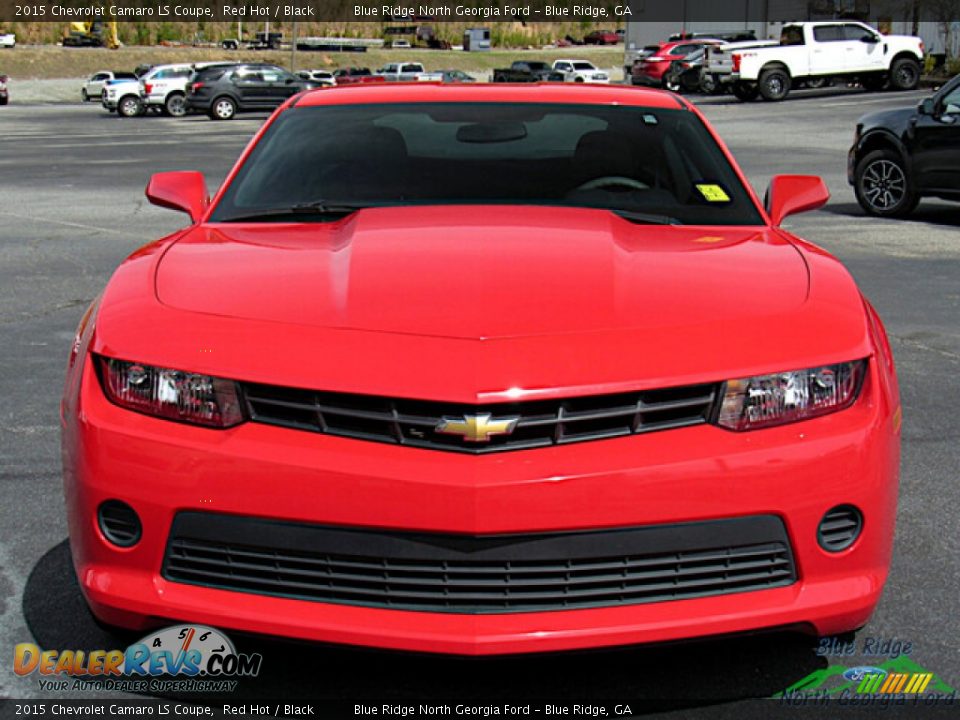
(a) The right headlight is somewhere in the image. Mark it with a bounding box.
[97,356,245,428]
[716,360,867,431]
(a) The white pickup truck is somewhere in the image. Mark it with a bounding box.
[376,63,443,82]
[552,60,610,84]
[729,21,923,101]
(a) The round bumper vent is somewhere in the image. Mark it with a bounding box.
[98,500,142,547]
[818,505,863,552]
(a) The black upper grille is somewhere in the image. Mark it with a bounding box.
[163,513,796,614]
[241,382,719,453]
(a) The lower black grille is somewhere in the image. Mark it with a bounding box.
[241,382,719,454]
[163,513,796,614]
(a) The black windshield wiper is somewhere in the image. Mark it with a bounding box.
[219,201,371,223]
[607,208,682,225]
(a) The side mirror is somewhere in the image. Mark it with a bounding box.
[766,175,830,226]
[145,171,208,223]
[919,97,936,115]
[861,34,880,43]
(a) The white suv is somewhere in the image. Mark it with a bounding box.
[552,60,610,84]
[140,62,234,117]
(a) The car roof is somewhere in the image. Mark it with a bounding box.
[295,83,685,110]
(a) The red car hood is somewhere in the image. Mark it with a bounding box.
[157,206,806,340]
[93,205,871,401]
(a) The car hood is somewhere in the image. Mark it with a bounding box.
[155,205,808,341]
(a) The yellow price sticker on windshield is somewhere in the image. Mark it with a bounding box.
[696,184,731,203]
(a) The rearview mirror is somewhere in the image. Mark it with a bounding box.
[145,171,208,223]
[766,175,830,226]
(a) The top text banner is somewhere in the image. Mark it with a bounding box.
[3,0,918,24]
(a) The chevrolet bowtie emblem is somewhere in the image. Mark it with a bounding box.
[435,413,520,443]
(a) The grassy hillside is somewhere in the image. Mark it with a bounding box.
[0,42,626,80]
[4,20,621,48]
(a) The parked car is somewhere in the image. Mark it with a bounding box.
[389,39,412,49]
[632,40,721,88]
[729,21,923,102]
[102,77,145,117]
[377,62,442,82]
[493,61,563,83]
[849,74,960,217]
[297,69,336,87]
[140,62,237,117]
[186,63,316,120]
[437,69,476,83]
[63,83,900,658]
[0,73,8,105]
[552,59,610,83]
[662,47,710,94]
[332,67,387,85]
[584,30,620,45]
[0,33,15,49]
[82,71,135,102]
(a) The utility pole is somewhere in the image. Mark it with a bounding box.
[290,21,298,72]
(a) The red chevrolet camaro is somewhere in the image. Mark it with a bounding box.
[61,84,900,655]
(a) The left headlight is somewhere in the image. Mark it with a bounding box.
[716,360,867,432]
[97,356,245,428]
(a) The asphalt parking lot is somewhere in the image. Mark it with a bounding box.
[1,86,958,715]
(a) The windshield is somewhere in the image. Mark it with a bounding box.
[210,102,763,226]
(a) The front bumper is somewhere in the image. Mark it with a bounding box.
[63,355,899,655]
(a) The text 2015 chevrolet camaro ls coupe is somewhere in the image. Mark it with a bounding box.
[62,84,900,655]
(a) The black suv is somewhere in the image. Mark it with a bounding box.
[185,64,316,120]
[849,74,960,217]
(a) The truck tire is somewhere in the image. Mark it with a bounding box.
[210,96,237,120]
[732,82,759,102]
[758,68,791,101]
[854,149,919,218]
[117,95,142,118]
[81,89,89,102]
[699,74,717,94]
[889,57,920,91]
[164,92,187,117]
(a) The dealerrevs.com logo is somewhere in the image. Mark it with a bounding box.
[14,624,262,693]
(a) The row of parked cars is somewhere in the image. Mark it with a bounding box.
[631,21,925,101]
[492,60,610,83]
[84,61,478,120]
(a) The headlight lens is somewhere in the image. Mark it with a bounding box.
[98,356,244,428]
[716,360,866,431]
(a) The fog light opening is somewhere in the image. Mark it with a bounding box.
[97,500,142,547]
[818,505,863,552]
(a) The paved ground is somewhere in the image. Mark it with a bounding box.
[1,86,958,716]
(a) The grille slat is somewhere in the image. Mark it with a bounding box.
[243,383,719,453]
[163,513,796,614]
